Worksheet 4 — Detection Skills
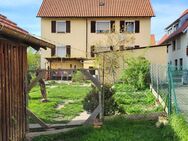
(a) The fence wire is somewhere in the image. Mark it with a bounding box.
[150,64,188,119]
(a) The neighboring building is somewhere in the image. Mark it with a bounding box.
[150,34,156,46]
[37,0,155,69]
[160,9,188,70]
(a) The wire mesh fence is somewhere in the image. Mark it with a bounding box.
[150,64,188,119]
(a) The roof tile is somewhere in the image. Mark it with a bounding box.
[37,0,155,17]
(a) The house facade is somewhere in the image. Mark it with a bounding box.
[37,0,155,70]
[161,9,188,70]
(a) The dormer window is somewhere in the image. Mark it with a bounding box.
[168,28,173,35]
[174,24,178,31]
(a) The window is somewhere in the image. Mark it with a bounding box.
[120,21,139,33]
[51,21,70,33]
[177,37,181,50]
[56,46,66,57]
[125,22,135,33]
[56,21,66,33]
[172,40,176,51]
[174,24,178,31]
[168,28,173,35]
[96,21,110,33]
[180,58,183,70]
[70,64,72,69]
[175,59,178,70]
[66,45,71,57]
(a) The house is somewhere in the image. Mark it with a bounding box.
[159,9,188,70]
[0,14,54,141]
[37,0,155,70]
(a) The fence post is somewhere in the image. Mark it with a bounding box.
[168,64,172,115]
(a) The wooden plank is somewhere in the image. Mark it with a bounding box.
[0,41,3,141]
[84,105,101,125]
[2,41,7,141]
[26,109,49,129]
[81,69,101,89]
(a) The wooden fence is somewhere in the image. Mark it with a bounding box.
[0,39,27,141]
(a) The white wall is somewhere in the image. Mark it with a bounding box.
[168,31,188,69]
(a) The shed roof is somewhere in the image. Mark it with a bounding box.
[0,14,55,50]
[37,0,155,18]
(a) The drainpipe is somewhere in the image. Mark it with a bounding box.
[86,18,88,58]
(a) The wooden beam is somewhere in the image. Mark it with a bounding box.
[84,105,101,125]
[81,69,101,89]
[26,109,49,129]
[27,71,45,94]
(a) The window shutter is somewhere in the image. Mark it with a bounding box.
[66,45,71,57]
[51,47,56,56]
[120,21,124,33]
[66,21,71,33]
[91,21,96,33]
[111,21,115,33]
[51,21,56,33]
[90,46,95,57]
[135,21,140,33]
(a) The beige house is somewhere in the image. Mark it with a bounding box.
[37,0,155,70]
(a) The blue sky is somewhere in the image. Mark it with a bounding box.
[0,0,187,42]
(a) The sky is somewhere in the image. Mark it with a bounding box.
[0,0,187,42]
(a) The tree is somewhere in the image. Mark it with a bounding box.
[94,24,136,83]
[27,47,41,70]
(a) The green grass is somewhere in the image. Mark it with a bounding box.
[32,116,176,141]
[113,84,163,114]
[28,83,91,123]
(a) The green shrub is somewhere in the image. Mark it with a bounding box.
[121,57,150,90]
[83,85,118,116]
[72,71,86,83]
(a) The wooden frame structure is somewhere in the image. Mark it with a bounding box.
[0,14,55,141]
[26,69,103,131]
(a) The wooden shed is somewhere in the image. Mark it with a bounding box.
[0,14,55,141]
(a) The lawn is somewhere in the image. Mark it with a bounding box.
[32,116,176,141]
[113,84,163,114]
[28,82,91,123]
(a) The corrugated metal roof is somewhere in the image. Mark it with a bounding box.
[37,0,155,17]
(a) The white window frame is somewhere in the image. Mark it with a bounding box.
[124,21,135,33]
[96,21,110,33]
[56,21,66,33]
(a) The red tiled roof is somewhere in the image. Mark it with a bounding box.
[37,0,155,18]
[0,14,28,35]
[158,34,169,45]
[162,21,188,44]
[180,9,188,19]
[0,14,55,49]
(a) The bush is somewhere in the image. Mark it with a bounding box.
[72,71,86,83]
[121,57,150,90]
[83,85,118,116]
